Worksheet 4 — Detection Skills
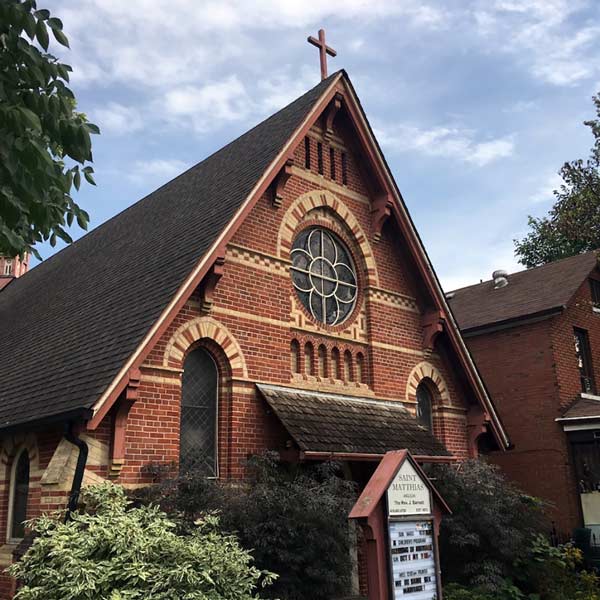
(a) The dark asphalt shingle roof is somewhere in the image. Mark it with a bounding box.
[258,384,451,457]
[0,74,339,430]
[448,251,599,332]
[562,397,600,420]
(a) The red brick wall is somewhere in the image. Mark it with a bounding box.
[465,275,600,535]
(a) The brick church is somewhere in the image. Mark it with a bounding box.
[0,68,509,597]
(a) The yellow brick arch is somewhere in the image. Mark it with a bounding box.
[163,316,248,379]
[406,361,450,404]
[0,433,40,482]
[277,189,380,287]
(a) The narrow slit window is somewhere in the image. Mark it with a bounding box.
[317,142,323,175]
[291,340,301,374]
[416,383,433,431]
[341,152,347,185]
[318,345,327,378]
[343,350,352,381]
[304,137,311,169]
[330,147,336,180]
[305,343,315,376]
[10,450,30,539]
[574,328,596,394]
[331,348,341,379]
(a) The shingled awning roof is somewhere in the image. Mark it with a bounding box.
[257,384,451,457]
[559,396,600,421]
[448,251,599,333]
[0,74,339,431]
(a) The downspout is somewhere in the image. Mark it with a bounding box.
[64,421,89,522]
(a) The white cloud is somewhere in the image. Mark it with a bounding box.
[377,124,515,166]
[474,0,600,87]
[163,76,251,133]
[529,172,563,204]
[128,159,189,186]
[93,102,143,135]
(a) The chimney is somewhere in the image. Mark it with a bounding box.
[492,269,509,289]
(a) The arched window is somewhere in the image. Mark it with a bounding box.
[318,344,327,378]
[343,350,352,381]
[416,382,433,431]
[9,449,30,539]
[291,339,301,374]
[181,348,218,476]
[305,343,315,376]
[356,352,365,384]
[331,347,341,379]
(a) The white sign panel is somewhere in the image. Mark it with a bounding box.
[389,520,437,600]
[387,460,431,516]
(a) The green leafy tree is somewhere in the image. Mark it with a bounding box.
[430,459,547,590]
[9,482,275,600]
[0,0,99,259]
[515,95,600,268]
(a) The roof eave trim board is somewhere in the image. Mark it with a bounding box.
[340,78,510,450]
[300,450,458,463]
[86,73,344,430]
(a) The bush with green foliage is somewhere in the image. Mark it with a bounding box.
[137,453,357,600]
[9,482,275,600]
[444,536,600,600]
[430,459,548,589]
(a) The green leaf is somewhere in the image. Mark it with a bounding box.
[86,122,100,135]
[35,19,49,51]
[34,9,50,20]
[46,17,63,30]
[52,28,69,48]
[73,168,81,191]
[83,169,96,185]
[24,12,36,38]
[18,107,42,131]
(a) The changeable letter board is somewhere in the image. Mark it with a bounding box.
[389,520,437,599]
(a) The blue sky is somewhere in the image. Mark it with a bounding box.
[37,0,600,290]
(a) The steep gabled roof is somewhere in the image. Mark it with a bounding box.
[0,74,338,430]
[448,251,599,333]
[0,70,510,450]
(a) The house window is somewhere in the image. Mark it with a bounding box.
[4,259,13,276]
[180,348,218,476]
[304,342,315,376]
[416,383,433,431]
[331,347,341,379]
[574,328,596,394]
[291,339,301,374]
[9,449,30,540]
[290,228,358,326]
[590,279,600,312]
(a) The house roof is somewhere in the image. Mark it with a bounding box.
[0,74,338,430]
[257,384,451,457]
[448,251,600,333]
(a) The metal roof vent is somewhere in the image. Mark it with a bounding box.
[492,269,509,289]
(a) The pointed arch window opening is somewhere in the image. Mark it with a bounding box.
[180,348,219,477]
[416,382,434,432]
[8,448,30,541]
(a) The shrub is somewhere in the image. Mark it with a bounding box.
[429,459,548,589]
[9,482,275,600]
[137,453,357,600]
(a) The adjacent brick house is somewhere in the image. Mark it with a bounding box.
[448,252,600,538]
[0,71,508,598]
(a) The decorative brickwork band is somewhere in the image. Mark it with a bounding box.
[163,316,248,378]
[405,362,450,404]
[277,189,380,287]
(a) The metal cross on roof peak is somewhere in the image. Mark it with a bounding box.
[307,28,337,81]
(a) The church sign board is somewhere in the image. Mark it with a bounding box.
[349,450,450,600]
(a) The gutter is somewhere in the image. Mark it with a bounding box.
[64,422,89,522]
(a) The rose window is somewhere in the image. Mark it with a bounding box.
[291,228,358,325]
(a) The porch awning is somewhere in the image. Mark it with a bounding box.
[559,395,600,422]
[257,384,451,458]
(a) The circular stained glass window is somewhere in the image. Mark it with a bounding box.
[291,228,358,326]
